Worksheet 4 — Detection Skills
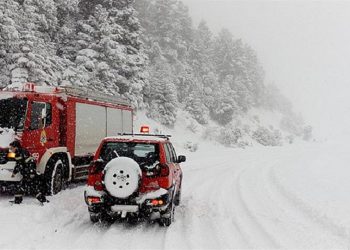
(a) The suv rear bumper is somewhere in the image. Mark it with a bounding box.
[84,186,174,220]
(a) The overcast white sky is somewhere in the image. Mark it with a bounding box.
[182,0,350,138]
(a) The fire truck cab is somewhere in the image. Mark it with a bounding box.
[0,83,133,195]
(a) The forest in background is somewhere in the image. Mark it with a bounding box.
[0,0,311,147]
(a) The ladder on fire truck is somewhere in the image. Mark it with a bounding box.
[60,86,131,107]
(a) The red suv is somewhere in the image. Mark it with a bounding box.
[84,133,186,226]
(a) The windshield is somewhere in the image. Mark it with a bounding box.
[100,142,159,166]
[0,97,27,130]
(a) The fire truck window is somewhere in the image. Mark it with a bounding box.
[0,97,27,130]
[46,103,52,126]
[30,102,46,130]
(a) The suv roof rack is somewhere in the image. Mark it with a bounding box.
[118,133,172,140]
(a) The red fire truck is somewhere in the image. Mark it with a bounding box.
[0,83,133,194]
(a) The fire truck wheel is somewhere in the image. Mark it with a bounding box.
[45,158,64,195]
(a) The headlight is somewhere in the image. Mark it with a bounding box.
[7,152,16,159]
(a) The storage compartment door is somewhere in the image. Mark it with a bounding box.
[107,108,123,136]
[122,110,132,133]
[75,103,106,155]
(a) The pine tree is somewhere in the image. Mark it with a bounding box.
[0,1,21,87]
[55,0,80,61]
[189,20,213,78]
[65,0,147,107]
[210,77,238,125]
[185,91,209,125]
[146,60,178,126]
[2,0,64,86]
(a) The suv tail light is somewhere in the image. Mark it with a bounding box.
[87,160,105,191]
[160,164,169,176]
[86,196,102,205]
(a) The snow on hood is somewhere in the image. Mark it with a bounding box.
[0,128,15,148]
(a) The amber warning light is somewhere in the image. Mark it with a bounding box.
[7,152,16,159]
[140,125,150,133]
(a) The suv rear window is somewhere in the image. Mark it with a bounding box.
[99,142,159,165]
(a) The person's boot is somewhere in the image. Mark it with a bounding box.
[14,195,23,204]
[36,193,48,203]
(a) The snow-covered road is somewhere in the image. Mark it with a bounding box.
[1,142,350,249]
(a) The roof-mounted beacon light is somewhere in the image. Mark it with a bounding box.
[140,125,150,134]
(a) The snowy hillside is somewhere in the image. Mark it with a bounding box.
[0,0,309,146]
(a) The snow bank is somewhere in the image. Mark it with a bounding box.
[271,142,350,240]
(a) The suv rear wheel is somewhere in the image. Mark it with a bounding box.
[174,178,182,206]
[90,213,101,223]
[90,212,114,224]
[159,200,175,227]
[174,189,181,206]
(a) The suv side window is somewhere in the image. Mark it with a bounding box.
[164,143,172,163]
[165,143,176,163]
[168,143,177,162]
[30,102,52,130]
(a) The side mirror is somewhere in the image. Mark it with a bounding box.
[177,155,186,163]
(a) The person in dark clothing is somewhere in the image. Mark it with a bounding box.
[9,140,48,204]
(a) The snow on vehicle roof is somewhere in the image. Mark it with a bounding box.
[104,134,170,142]
[0,92,14,100]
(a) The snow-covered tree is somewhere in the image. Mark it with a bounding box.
[146,60,178,126]
[185,91,209,125]
[0,1,21,87]
[63,0,147,107]
[253,126,282,146]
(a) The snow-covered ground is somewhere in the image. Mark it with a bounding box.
[1,138,350,249]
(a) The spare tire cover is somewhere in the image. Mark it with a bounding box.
[103,157,142,199]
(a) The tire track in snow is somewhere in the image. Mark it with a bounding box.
[183,159,250,249]
[171,199,196,249]
[212,166,253,249]
[233,167,281,248]
[266,162,350,247]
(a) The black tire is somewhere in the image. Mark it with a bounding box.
[90,212,114,224]
[174,189,181,206]
[90,213,101,223]
[174,178,182,206]
[159,201,175,227]
[45,158,64,195]
[126,216,139,225]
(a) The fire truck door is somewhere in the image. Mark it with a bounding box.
[25,101,58,155]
